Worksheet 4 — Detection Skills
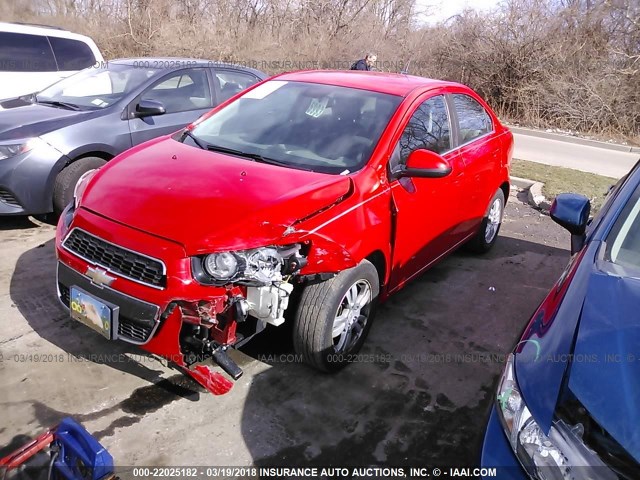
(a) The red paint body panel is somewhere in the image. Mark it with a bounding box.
[55,72,512,391]
[273,70,460,96]
[183,365,234,395]
[81,139,353,255]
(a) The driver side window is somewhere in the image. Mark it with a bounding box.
[389,95,451,171]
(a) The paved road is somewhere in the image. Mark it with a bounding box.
[0,189,569,475]
[513,131,639,179]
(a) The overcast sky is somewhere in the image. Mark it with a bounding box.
[416,0,501,24]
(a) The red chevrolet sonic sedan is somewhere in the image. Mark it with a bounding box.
[55,71,512,393]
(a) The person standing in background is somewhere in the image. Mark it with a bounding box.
[350,53,377,71]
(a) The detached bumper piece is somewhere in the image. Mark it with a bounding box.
[182,364,234,396]
[0,417,115,480]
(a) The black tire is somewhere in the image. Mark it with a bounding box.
[466,188,505,253]
[293,259,380,372]
[52,157,106,215]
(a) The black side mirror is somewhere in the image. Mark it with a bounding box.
[394,149,452,179]
[134,99,166,118]
[550,193,591,254]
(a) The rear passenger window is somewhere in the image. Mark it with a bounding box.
[49,37,96,70]
[0,32,56,72]
[215,70,260,102]
[453,94,493,144]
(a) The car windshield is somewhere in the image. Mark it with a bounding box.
[605,185,640,271]
[36,63,161,110]
[190,80,402,174]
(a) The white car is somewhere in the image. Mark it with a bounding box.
[0,22,104,101]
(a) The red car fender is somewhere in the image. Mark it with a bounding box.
[289,166,394,293]
[299,231,358,272]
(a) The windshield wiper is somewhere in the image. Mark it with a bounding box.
[36,99,81,111]
[206,144,249,156]
[180,129,206,149]
[246,154,289,168]
[206,144,288,167]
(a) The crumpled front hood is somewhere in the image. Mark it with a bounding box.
[567,268,640,463]
[81,137,352,254]
[0,104,90,141]
[514,243,596,434]
[515,239,640,463]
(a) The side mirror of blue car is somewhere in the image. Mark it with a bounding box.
[550,193,591,254]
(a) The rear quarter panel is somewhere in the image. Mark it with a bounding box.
[452,89,511,223]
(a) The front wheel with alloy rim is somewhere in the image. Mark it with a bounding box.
[466,188,505,253]
[293,259,380,372]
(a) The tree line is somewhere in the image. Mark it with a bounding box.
[2,0,638,141]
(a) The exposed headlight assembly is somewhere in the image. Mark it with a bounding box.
[496,354,616,480]
[194,244,306,285]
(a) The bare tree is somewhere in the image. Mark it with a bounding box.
[1,0,637,140]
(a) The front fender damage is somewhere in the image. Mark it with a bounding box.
[297,231,357,275]
[142,232,354,396]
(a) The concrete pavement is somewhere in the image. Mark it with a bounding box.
[512,127,640,179]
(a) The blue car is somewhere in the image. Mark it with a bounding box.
[481,160,640,479]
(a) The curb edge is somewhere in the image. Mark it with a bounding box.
[510,176,551,213]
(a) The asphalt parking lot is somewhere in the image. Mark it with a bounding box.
[0,188,568,472]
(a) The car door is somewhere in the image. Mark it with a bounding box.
[388,93,466,291]
[128,68,214,145]
[449,93,501,234]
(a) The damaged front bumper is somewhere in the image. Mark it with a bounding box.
[56,258,296,394]
[55,208,304,395]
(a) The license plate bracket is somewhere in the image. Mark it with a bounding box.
[69,286,119,339]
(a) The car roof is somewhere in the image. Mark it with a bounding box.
[0,22,93,41]
[111,58,267,78]
[0,22,103,62]
[273,70,463,97]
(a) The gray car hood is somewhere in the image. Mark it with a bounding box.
[0,104,93,141]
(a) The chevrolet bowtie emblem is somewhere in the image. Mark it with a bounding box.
[86,266,115,286]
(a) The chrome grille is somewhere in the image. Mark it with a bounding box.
[63,229,166,288]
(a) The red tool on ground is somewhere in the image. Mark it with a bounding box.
[1,418,115,480]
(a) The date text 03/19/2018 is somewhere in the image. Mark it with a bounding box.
[130,467,499,478]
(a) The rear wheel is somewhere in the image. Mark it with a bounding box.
[53,157,106,215]
[467,188,505,253]
[293,259,379,372]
